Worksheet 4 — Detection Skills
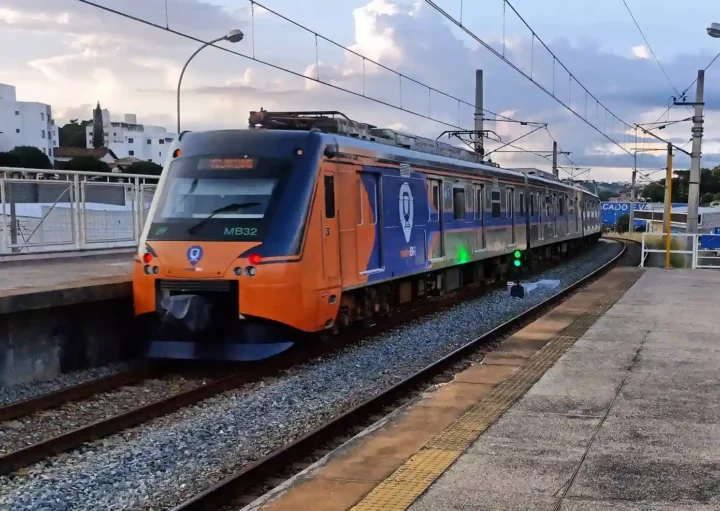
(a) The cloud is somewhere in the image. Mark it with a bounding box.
[2,0,719,180]
[632,45,650,59]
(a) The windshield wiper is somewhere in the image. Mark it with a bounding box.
[187,202,261,234]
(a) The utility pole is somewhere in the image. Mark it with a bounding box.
[474,70,484,157]
[630,154,636,234]
[552,141,558,178]
[665,142,673,269]
[681,69,704,233]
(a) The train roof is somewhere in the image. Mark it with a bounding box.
[246,109,597,198]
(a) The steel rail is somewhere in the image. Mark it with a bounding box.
[0,254,536,475]
[0,365,151,423]
[171,239,632,511]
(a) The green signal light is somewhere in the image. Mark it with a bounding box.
[513,259,522,267]
[513,250,522,258]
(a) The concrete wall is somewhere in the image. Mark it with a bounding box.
[0,295,139,387]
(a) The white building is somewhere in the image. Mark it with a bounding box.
[0,83,58,158]
[86,110,175,165]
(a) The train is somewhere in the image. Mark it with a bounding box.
[133,110,602,361]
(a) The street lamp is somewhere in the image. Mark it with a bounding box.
[708,22,720,38]
[177,29,244,134]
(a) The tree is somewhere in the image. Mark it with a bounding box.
[641,181,665,203]
[92,102,105,149]
[713,192,720,201]
[7,146,52,169]
[597,190,615,201]
[616,213,630,233]
[123,161,163,176]
[0,151,22,168]
[701,192,715,204]
[59,119,91,148]
[64,155,110,173]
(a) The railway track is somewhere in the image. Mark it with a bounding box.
[0,240,620,480]
[167,239,637,511]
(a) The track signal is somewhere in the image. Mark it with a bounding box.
[510,249,524,298]
[513,250,522,267]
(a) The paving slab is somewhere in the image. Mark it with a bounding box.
[407,268,720,510]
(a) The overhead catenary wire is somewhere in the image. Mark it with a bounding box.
[621,0,682,98]
[424,0,634,155]
[646,51,720,128]
[76,0,570,174]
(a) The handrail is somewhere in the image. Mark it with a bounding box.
[1,168,159,254]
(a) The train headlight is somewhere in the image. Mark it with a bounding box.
[233,267,243,276]
[245,266,256,277]
[143,265,152,275]
[152,266,159,275]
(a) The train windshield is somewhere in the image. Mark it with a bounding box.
[147,155,291,241]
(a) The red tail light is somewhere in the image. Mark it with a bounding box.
[142,253,153,264]
[248,253,262,265]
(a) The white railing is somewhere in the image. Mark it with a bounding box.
[640,232,720,269]
[1,167,159,255]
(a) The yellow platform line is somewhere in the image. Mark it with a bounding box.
[349,271,642,511]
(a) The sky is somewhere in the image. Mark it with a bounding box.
[2,0,719,183]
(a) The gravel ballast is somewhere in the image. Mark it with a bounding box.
[0,376,212,457]
[0,241,621,511]
[0,363,130,408]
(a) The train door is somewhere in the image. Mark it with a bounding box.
[427,179,444,260]
[537,192,544,241]
[473,183,485,251]
[507,187,515,245]
[551,193,560,238]
[358,172,382,271]
[322,172,340,279]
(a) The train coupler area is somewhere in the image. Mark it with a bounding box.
[140,286,297,362]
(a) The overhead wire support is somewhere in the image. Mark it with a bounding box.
[634,123,691,156]
[424,0,633,155]
[646,51,720,128]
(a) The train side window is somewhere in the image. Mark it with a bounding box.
[429,180,440,222]
[519,191,525,216]
[530,193,535,216]
[367,179,377,225]
[491,190,501,218]
[453,187,466,221]
[356,179,363,226]
[324,175,336,219]
[475,186,484,220]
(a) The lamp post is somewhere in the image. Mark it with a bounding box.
[177,29,244,134]
[707,22,720,38]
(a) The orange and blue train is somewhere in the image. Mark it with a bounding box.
[133,111,602,361]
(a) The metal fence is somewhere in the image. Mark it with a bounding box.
[640,232,720,269]
[1,167,159,254]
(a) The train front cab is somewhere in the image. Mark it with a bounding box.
[133,129,343,361]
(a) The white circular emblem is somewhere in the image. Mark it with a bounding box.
[399,182,414,243]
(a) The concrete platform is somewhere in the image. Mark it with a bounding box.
[245,267,720,511]
[0,252,132,314]
[0,252,135,385]
[408,268,720,511]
